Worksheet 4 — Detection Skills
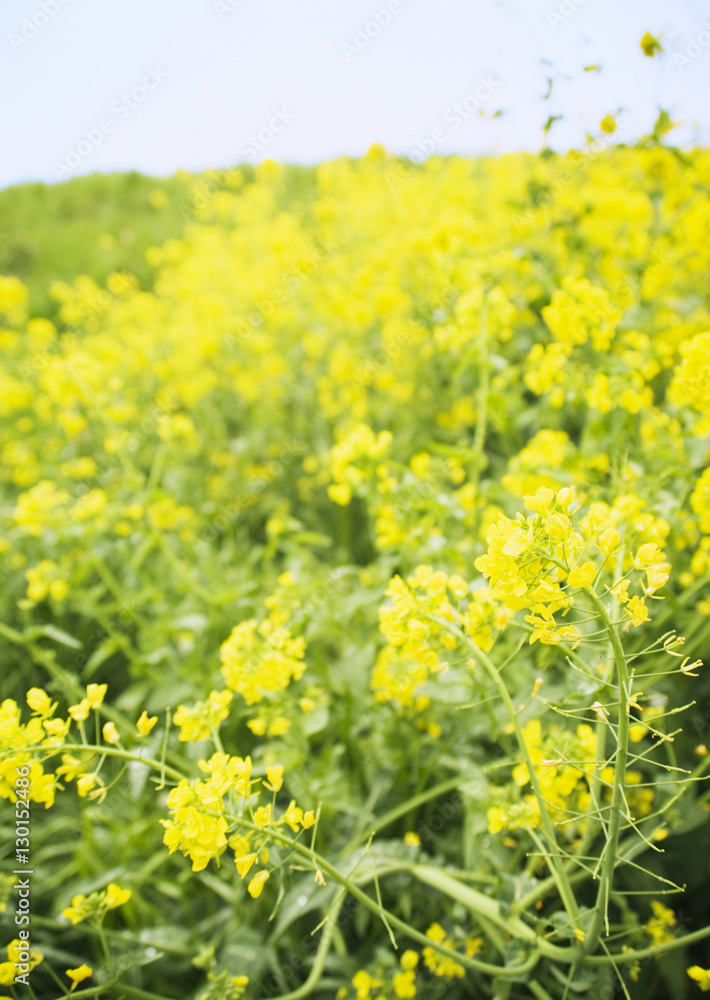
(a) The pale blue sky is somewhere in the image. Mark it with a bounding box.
[2,0,710,188]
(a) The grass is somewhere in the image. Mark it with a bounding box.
[0,171,192,316]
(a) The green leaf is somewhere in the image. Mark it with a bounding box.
[34,624,83,649]
[83,635,125,677]
[269,876,330,940]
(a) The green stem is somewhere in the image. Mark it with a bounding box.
[465,638,581,929]
[583,588,631,955]
[236,818,545,978]
[269,896,344,1000]
[53,744,184,783]
[62,985,177,1000]
[39,742,538,975]
[410,865,577,963]
[575,610,619,863]
[114,987,179,1000]
[584,923,710,965]
[529,983,556,1000]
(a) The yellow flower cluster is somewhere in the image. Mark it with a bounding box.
[422,923,481,980]
[198,971,250,1000]
[161,752,313,881]
[475,487,670,637]
[669,330,710,425]
[691,467,710,536]
[0,697,61,808]
[486,719,657,836]
[61,882,132,925]
[326,423,393,506]
[1,684,165,814]
[173,690,233,742]
[24,559,69,603]
[345,950,420,999]
[488,721,595,834]
[645,900,677,947]
[376,565,510,717]
[220,618,306,706]
[1,144,710,995]
[542,277,622,351]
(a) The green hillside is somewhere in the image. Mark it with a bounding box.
[0,172,193,316]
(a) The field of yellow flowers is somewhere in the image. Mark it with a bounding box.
[2,145,710,1000]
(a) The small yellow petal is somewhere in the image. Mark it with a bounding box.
[137,711,158,736]
[102,721,120,744]
[247,870,269,898]
[66,964,92,990]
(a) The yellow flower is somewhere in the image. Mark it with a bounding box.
[264,764,283,792]
[102,721,120,744]
[86,684,107,709]
[327,483,352,506]
[447,574,468,599]
[282,800,303,832]
[1,939,43,982]
[545,512,571,540]
[611,579,630,603]
[600,114,617,134]
[247,870,270,898]
[646,900,676,946]
[62,894,91,925]
[567,562,597,588]
[423,922,465,979]
[221,618,306,707]
[393,969,416,998]
[465,936,483,957]
[235,853,257,878]
[626,595,650,627]
[104,883,132,909]
[66,964,92,990]
[523,486,555,513]
[56,754,87,782]
[137,711,158,736]
[253,804,271,828]
[77,774,97,797]
[688,966,710,992]
[352,970,381,998]
[68,699,91,722]
[640,31,663,57]
[26,688,55,717]
[174,690,233,742]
